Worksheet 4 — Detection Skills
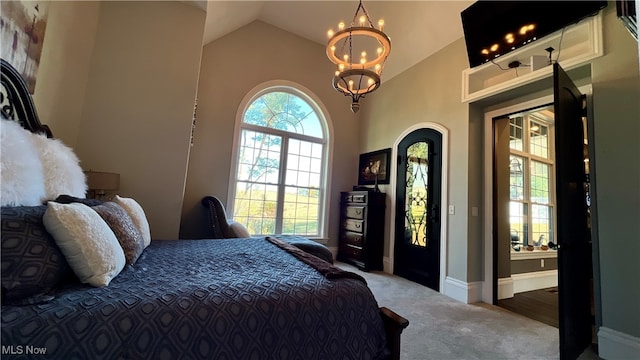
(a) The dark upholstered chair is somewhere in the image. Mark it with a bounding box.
[201,196,250,239]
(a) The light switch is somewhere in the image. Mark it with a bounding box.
[471,207,479,217]
[448,205,455,215]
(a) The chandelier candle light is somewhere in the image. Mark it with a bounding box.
[326,0,391,113]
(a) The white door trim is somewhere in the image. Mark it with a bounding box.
[482,85,591,302]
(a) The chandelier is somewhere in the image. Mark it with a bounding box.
[326,0,391,113]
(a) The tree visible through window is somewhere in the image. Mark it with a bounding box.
[231,89,327,237]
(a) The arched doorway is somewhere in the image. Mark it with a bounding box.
[389,124,448,293]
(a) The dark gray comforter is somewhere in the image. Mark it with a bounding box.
[1,238,388,360]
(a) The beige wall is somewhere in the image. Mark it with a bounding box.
[32,1,206,240]
[358,38,472,282]
[34,1,100,148]
[73,1,205,240]
[179,21,360,242]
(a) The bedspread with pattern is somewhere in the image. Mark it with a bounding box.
[1,238,388,360]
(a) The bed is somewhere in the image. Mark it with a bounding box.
[0,59,408,359]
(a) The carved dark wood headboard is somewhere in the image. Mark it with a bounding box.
[0,58,52,137]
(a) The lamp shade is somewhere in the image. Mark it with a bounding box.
[84,171,120,191]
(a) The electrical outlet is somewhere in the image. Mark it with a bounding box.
[448,205,455,215]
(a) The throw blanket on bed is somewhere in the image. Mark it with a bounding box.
[266,236,366,283]
[1,238,387,360]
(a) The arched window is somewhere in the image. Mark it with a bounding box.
[229,83,330,238]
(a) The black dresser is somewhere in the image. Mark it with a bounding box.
[337,190,386,271]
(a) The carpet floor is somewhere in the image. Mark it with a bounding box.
[336,262,561,360]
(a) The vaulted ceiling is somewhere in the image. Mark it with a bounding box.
[200,1,475,81]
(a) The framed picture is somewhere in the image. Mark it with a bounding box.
[358,148,391,185]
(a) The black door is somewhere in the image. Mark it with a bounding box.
[553,63,592,360]
[394,128,442,291]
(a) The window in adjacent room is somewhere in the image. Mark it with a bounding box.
[229,85,329,238]
[508,106,556,251]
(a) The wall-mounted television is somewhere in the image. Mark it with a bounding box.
[461,1,608,68]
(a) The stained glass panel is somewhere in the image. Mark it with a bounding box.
[404,142,429,248]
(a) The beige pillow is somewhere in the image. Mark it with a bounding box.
[113,195,151,248]
[43,202,126,287]
[92,202,145,265]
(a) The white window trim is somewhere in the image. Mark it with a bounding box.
[228,80,334,240]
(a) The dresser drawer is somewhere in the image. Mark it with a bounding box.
[341,231,364,247]
[351,193,367,203]
[343,219,364,233]
[344,206,365,220]
[340,244,363,261]
[341,193,353,203]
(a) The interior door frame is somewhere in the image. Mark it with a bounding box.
[481,84,592,303]
[388,122,449,293]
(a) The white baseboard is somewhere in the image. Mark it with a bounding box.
[467,281,483,303]
[328,246,337,261]
[383,256,391,274]
[512,270,557,294]
[498,277,514,300]
[444,277,482,304]
[598,326,640,360]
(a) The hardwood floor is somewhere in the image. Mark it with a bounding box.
[498,287,559,328]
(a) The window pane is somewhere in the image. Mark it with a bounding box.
[530,120,549,158]
[531,204,553,246]
[509,201,528,248]
[286,139,321,189]
[243,92,323,138]
[238,130,281,183]
[530,161,550,204]
[233,183,278,235]
[309,173,320,188]
[282,186,319,235]
[311,143,323,158]
[509,117,524,151]
[509,155,525,201]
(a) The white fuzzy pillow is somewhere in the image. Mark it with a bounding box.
[0,120,46,206]
[113,195,152,248]
[31,133,87,200]
[43,202,126,287]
